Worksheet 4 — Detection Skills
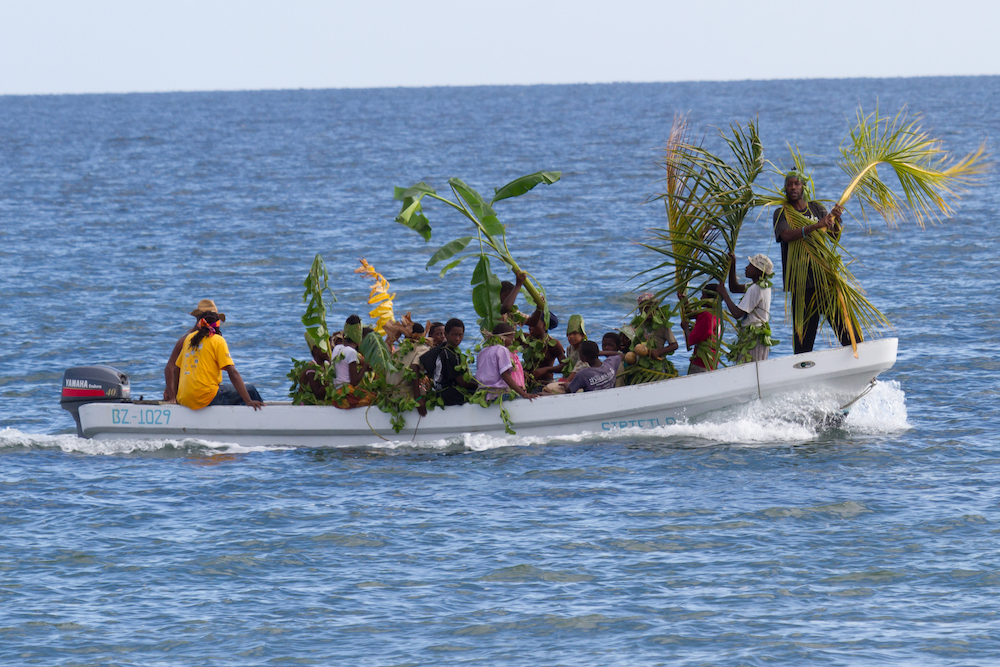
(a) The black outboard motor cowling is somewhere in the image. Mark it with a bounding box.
[61,365,130,437]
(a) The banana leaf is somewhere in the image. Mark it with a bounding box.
[394,171,561,325]
[360,331,398,377]
[301,253,336,355]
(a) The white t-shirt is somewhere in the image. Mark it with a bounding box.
[331,344,359,387]
[738,283,772,327]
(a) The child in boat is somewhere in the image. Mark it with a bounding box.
[175,311,264,410]
[387,323,431,399]
[501,271,550,333]
[330,315,367,388]
[418,318,477,414]
[427,321,446,348]
[602,332,628,388]
[299,331,334,402]
[542,314,589,393]
[678,285,722,374]
[523,311,565,386]
[567,341,623,393]
[328,315,375,409]
[716,253,778,364]
[476,323,539,400]
[562,315,589,378]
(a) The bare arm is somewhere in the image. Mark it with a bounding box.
[715,284,747,319]
[777,204,844,242]
[223,366,264,410]
[347,361,362,386]
[501,369,538,400]
[501,272,526,315]
[163,335,187,401]
[727,253,747,294]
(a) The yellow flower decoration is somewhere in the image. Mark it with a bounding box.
[354,258,395,335]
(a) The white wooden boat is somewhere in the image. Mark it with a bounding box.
[62,338,898,447]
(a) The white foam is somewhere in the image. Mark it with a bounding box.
[842,379,910,434]
[0,427,293,456]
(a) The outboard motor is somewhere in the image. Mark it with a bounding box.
[61,365,131,437]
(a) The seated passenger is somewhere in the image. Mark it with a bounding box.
[678,285,722,374]
[567,341,623,393]
[427,321,446,348]
[476,323,539,401]
[621,293,680,383]
[562,315,589,380]
[175,311,264,410]
[523,311,565,386]
[299,331,333,402]
[164,299,221,402]
[386,323,431,399]
[418,318,477,414]
[603,332,628,388]
[500,271,550,332]
[330,315,368,389]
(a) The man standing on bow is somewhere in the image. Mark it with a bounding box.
[773,171,855,354]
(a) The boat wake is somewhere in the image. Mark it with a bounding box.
[2,381,908,456]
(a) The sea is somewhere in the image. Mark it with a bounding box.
[1,77,998,666]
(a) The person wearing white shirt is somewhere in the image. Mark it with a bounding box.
[716,253,779,364]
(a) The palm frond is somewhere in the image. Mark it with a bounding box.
[640,116,764,301]
[837,106,988,227]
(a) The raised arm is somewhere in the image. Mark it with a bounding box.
[727,253,747,294]
[715,284,747,319]
[501,272,527,315]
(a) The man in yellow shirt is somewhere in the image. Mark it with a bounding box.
[175,312,264,410]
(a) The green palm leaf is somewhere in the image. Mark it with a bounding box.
[836,107,987,227]
[640,116,764,299]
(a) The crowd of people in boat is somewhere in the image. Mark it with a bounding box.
[161,252,779,413]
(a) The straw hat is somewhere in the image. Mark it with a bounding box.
[748,254,774,275]
[190,299,227,322]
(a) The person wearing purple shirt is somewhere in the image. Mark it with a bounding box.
[475,323,538,400]
[567,341,623,393]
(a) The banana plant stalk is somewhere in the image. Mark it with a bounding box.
[394,171,560,330]
[301,253,336,355]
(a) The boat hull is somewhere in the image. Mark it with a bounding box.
[78,338,898,447]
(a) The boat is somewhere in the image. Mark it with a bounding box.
[59,338,898,447]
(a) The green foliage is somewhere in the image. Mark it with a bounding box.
[301,254,337,355]
[727,323,779,366]
[618,305,681,384]
[394,171,561,330]
[471,255,503,330]
[286,357,338,406]
[360,331,398,377]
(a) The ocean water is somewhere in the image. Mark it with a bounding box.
[1,77,998,665]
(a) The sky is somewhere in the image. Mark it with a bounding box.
[1,0,997,95]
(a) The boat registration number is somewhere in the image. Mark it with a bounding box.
[111,407,171,426]
[601,417,675,430]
